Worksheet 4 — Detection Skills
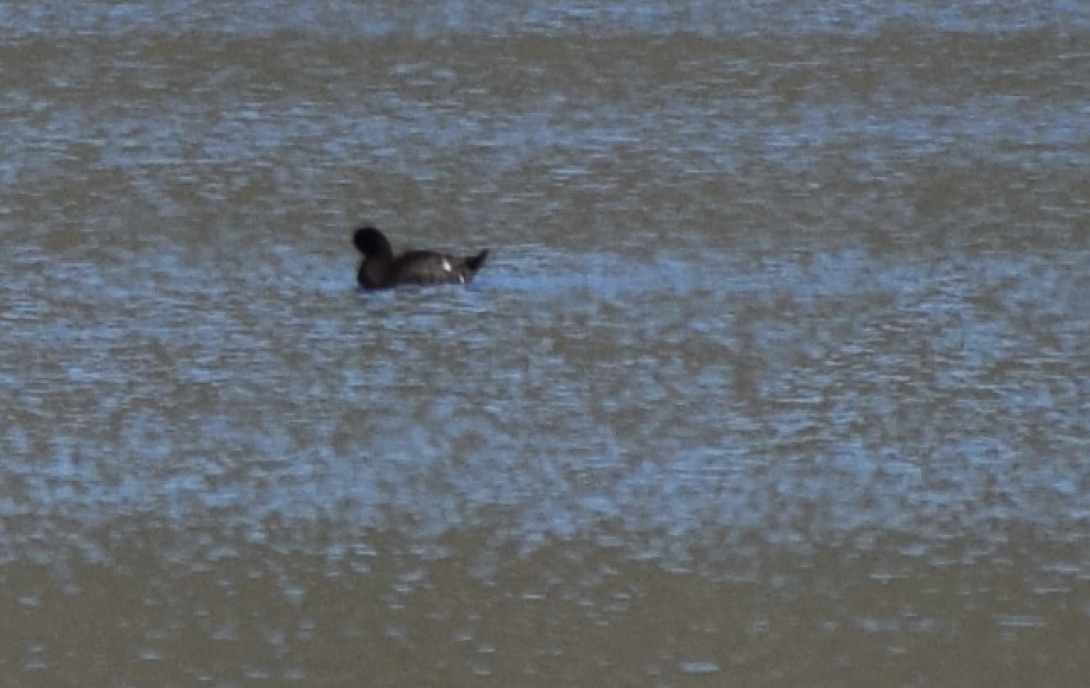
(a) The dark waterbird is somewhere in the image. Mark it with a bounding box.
[353,226,489,289]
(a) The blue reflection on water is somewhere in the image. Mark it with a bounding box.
[3,241,1090,569]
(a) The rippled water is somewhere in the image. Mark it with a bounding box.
[2,2,1090,686]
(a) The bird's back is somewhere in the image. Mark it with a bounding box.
[391,250,488,285]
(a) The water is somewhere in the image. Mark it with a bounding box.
[2,2,1090,686]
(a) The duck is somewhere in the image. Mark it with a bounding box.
[353,226,489,290]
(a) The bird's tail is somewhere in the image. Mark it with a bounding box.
[465,250,489,272]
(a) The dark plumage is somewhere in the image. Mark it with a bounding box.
[353,226,489,290]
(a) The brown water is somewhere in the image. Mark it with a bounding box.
[2,2,1090,686]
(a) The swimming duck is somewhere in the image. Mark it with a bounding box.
[353,226,489,289]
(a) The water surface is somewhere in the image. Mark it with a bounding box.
[2,2,1090,686]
